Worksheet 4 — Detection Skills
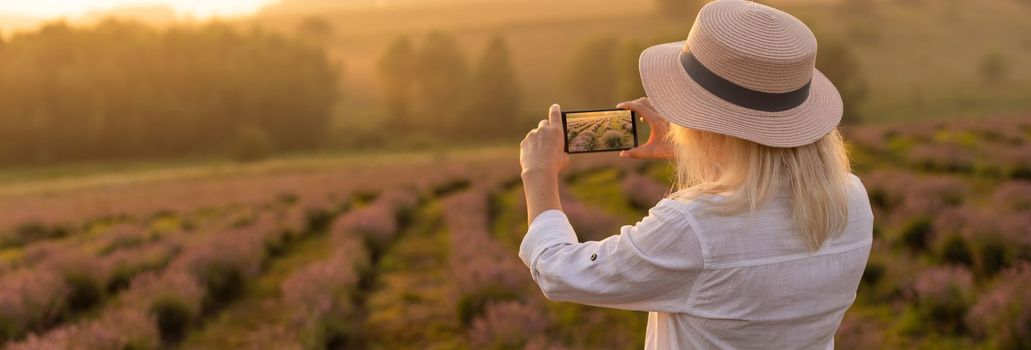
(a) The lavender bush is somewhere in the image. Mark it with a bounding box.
[966,263,1031,349]
[281,246,367,348]
[569,131,597,152]
[169,227,263,307]
[443,190,529,324]
[41,249,113,312]
[911,265,974,332]
[124,271,204,343]
[992,180,1031,211]
[328,189,418,251]
[469,301,550,349]
[602,130,627,149]
[933,207,1030,276]
[8,308,160,350]
[0,269,69,343]
[620,173,670,209]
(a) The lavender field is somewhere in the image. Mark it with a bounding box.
[566,113,635,153]
[0,116,1029,349]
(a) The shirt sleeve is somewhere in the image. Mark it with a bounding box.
[518,199,704,313]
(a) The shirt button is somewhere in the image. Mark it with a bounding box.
[590,253,597,261]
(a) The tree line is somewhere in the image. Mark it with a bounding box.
[376,32,522,142]
[0,17,868,165]
[374,33,652,145]
[372,29,867,147]
[0,20,339,165]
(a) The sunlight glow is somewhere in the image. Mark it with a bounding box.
[0,0,278,19]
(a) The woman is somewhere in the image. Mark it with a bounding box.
[517,1,873,349]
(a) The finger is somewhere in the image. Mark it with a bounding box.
[641,97,656,110]
[538,119,548,128]
[642,106,662,122]
[620,96,650,107]
[619,97,657,117]
[624,145,664,159]
[616,99,640,111]
[548,104,561,125]
[620,147,644,159]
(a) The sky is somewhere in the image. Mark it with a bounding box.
[0,0,278,19]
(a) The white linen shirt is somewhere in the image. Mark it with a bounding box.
[518,174,873,349]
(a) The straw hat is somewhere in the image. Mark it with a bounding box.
[639,0,842,148]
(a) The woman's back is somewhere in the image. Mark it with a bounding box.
[649,173,873,349]
[519,173,872,350]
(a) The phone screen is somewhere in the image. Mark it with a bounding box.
[561,109,638,154]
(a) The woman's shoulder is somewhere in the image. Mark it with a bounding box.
[645,198,696,222]
[656,190,729,214]
[649,196,711,227]
[845,172,875,217]
[655,173,871,218]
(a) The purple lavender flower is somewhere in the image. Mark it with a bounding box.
[7,308,159,350]
[469,301,550,349]
[621,173,670,209]
[0,269,69,342]
[443,190,527,295]
[966,263,1031,347]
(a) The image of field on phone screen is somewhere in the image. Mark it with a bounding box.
[562,109,638,153]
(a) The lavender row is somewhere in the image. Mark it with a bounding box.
[4,204,320,349]
[846,115,1031,178]
[0,156,512,250]
[237,188,419,348]
[0,195,331,344]
[442,189,557,349]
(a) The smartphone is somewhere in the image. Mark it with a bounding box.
[561,109,638,154]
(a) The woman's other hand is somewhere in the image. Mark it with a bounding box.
[520,104,569,177]
[617,97,675,160]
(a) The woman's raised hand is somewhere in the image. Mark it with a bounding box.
[519,104,570,177]
[617,97,675,160]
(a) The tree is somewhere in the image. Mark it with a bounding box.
[378,36,417,131]
[462,35,522,139]
[816,38,868,125]
[412,31,467,136]
[296,16,333,44]
[563,36,618,107]
[978,51,1009,86]
[0,20,340,164]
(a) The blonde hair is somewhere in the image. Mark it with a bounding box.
[667,125,852,251]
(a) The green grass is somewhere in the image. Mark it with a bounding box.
[0,145,517,198]
[363,200,467,349]
[490,184,529,251]
[566,168,644,223]
[179,227,336,349]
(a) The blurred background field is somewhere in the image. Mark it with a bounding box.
[0,0,1029,349]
